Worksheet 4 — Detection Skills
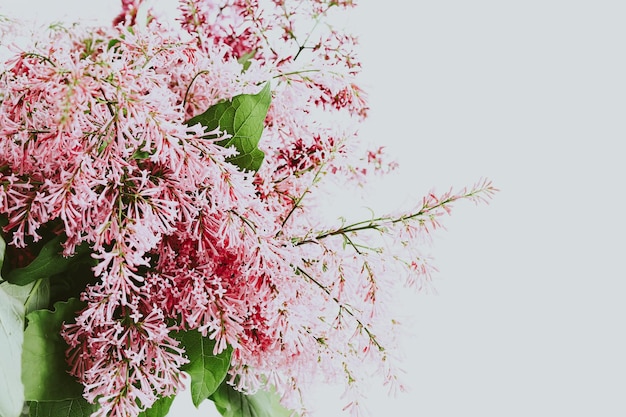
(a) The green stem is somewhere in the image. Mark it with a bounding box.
[23,278,43,309]
[182,70,210,110]
[272,69,321,79]
[21,52,56,67]
[295,193,465,246]
[295,266,385,352]
[278,160,327,233]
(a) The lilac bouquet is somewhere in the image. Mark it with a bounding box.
[0,1,496,417]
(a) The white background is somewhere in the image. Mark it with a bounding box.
[1,1,624,416]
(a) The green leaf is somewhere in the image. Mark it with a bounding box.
[137,395,175,417]
[48,258,98,308]
[22,299,85,402]
[1,279,51,315]
[174,330,232,408]
[23,279,50,314]
[131,149,151,160]
[107,38,121,51]
[0,284,26,417]
[227,148,265,173]
[210,383,296,417]
[5,236,91,286]
[237,50,256,72]
[186,83,271,172]
[0,218,7,271]
[0,224,50,312]
[28,398,97,417]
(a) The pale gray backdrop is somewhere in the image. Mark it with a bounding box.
[1,1,624,416]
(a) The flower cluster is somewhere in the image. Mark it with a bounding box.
[0,2,496,417]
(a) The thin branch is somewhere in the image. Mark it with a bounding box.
[277,159,327,233]
[295,265,385,352]
[295,180,497,246]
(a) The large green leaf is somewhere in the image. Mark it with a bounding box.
[30,385,173,417]
[28,398,97,417]
[186,82,271,172]
[0,222,6,270]
[0,284,26,417]
[22,299,85,401]
[48,256,98,309]
[137,395,175,417]
[5,236,91,286]
[209,383,296,417]
[0,277,51,417]
[174,330,232,408]
[1,279,50,315]
[0,230,26,417]
[23,279,50,314]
